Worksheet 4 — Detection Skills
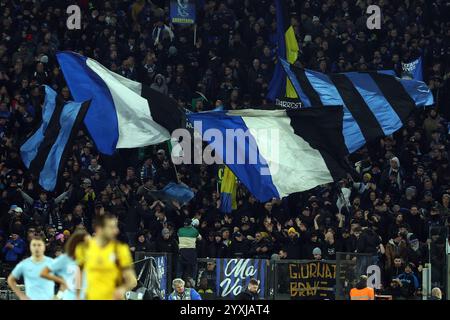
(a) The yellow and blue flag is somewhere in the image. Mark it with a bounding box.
[219,166,237,213]
[267,0,299,100]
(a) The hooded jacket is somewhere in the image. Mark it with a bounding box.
[150,74,168,95]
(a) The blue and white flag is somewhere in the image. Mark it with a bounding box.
[162,182,195,205]
[170,0,196,25]
[20,86,90,191]
[402,56,423,81]
[56,51,184,155]
[280,59,434,153]
[187,107,350,202]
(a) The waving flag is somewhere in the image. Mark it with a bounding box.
[402,56,423,81]
[187,107,350,202]
[56,51,184,155]
[280,59,434,153]
[220,166,238,213]
[267,0,299,100]
[20,86,90,191]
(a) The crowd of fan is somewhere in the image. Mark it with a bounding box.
[0,0,449,300]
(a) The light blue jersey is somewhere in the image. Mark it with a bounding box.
[11,256,55,300]
[48,254,85,300]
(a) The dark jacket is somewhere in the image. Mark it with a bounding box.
[356,228,381,254]
[155,236,178,254]
[237,289,259,300]
[229,239,251,258]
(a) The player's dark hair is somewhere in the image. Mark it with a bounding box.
[64,231,88,258]
[30,235,45,243]
[249,278,259,286]
[93,212,117,229]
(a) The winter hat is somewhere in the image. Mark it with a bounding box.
[288,227,297,235]
[13,207,23,213]
[161,228,170,236]
[405,186,417,197]
[312,247,322,256]
[40,55,49,64]
[191,218,200,228]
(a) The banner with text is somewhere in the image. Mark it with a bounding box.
[275,97,303,109]
[199,258,268,299]
[170,0,196,25]
[288,261,336,300]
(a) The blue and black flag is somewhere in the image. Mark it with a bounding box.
[280,59,434,153]
[20,86,91,191]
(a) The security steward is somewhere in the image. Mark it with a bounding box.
[350,275,375,300]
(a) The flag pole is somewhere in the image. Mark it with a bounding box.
[193,23,197,46]
[167,139,181,183]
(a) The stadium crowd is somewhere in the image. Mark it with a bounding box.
[0,0,449,300]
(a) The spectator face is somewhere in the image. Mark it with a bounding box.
[47,227,56,237]
[30,239,45,257]
[248,283,258,294]
[405,265,412,273]
[61,87,70,99]
[255,233,262,242]
[313,253,322,260]
[206,261,215,271]
[175,282,185,294]
[11,233,19,241]
[394,258,402,268]
[279,250,287,258]
[39,192,47,202]
[443,195,450,207]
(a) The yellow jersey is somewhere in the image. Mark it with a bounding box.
[75,238,133,300]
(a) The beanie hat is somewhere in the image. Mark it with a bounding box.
[312,247,322,256]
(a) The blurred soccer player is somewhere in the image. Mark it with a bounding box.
[40,231,88,300]
[75,213,137,300]
[7,236,55,300]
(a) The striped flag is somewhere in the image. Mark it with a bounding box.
[280,59,434,153]
[20,86,90,191]
[187,107,350,202]
[267,0,299,100]
[56,51,185,155]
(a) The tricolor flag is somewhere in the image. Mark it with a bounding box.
[187,107,350,202]
[280,59,434,153]
[267,0,299,100]
[20,86,90,191]
[56,51,185,155]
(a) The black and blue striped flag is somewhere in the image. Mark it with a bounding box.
[279,59,434,153]
[20,86,90,191]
